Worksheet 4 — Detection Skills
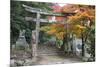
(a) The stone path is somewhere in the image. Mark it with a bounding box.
[33,55,82,65]
[11,43,83,66]
[10,54,83,67]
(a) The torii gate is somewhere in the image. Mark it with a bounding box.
[22,4,75,61]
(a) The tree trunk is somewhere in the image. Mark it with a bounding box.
[61,33,68,54]
[71,34,74,54]
[90,38,95,59]
[81,33,85,57]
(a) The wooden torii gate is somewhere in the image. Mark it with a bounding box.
[22,4,75,61]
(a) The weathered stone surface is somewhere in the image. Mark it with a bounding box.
[16,60,25,66]
[10,59,16,67]
[15,30,29,49]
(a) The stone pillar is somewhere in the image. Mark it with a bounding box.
[31,31,37,61]
[31,12,40,61]
[36,12,40,47]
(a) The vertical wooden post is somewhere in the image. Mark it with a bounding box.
[36,12,40,49]
[32,31,37,61]
[32,12,40,61]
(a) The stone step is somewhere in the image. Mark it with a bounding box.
[38,50,64,56]
[37,44,63,56]
[38,52,65,56]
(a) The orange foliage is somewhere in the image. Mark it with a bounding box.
[55,32,66,40]
[45,23,66,40]
[61,4,79,13]
[42,4,95,39]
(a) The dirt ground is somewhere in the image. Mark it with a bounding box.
[10,51,83,67]
[33,55,82,65]
[10,44,83,66]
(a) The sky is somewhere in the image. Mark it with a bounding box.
[58,3,66,7]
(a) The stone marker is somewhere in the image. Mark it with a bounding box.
[16,30,29,49]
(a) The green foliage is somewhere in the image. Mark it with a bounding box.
[56,39,63,48]
[11,1,53,45]
[87,26,95,58]
[39,31,53,44]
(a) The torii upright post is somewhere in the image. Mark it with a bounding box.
[32,12,40,61]
[36,12,40,48]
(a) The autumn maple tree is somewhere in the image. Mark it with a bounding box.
[41,4,95,58]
